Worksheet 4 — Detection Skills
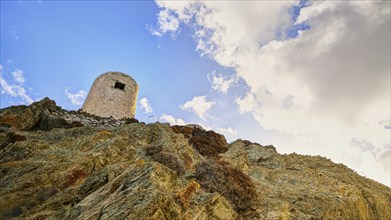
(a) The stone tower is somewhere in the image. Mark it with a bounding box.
[82,72,138,119]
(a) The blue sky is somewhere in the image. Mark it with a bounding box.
[0,1,212,109]
[1,1,390,187]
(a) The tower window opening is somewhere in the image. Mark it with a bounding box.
[114,81,125,90]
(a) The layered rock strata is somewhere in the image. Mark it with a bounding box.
[0,98,390,219]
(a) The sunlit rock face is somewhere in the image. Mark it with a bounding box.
[0,98,390,219]
[82,72,138,119]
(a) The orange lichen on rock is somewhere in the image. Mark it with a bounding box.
[97,130,112,137]
[61,169,87,190]
[177,179,200,208]
[136,159,145,166]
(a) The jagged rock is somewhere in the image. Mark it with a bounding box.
[0,98,390,220]
[0,98,139,130]
[222,140,391,219]
[0,130,26,151]
[0,98,59,130]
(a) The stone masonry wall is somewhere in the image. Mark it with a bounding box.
[82,72,138,119]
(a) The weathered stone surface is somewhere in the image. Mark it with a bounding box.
[0,98,390,220]
[0,98,139,130]
[222,140,391,219]
[0,97,60,130]
[82,72,139,119]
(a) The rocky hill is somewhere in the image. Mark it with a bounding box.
[0,98,390,220]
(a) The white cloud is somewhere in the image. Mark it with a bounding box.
[216,126,238,141]
[0,77,15,96]
[11,69,25,84]
[153,1,391,186]
[147,9,180,38]
[180,95,215,120]
[152,1,294,66]
[235,92,258,114]
[65,87,86,106]
[1,66,34,104]
[0,78,33,104]
[295,1,335,25]
[160,114,186,126]
[139,97,153,114]
[207,71,236,94]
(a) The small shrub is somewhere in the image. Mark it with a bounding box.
[194,159,258,214]
[171,125,193,138]
[124,118,139,124]
[241,139,262,147]
[264,144,277,152]
[144,145,185,175]
[152,152,185,176]
[144,145,163,156]
[69,121,84,128]
[171,125,228,157]
[190,128,228,157]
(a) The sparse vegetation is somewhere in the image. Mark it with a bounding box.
[145,145,163,156]
[69,121,84,128]
[171,125,228,157]
[124,118,139,124]
[144,145,185,175]
[194,159,258,214]
[152,152,185,175]
[171,125,193,138]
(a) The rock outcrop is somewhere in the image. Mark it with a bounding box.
[0,98,390,219]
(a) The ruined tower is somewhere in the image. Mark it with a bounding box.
[82,72,138,119]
